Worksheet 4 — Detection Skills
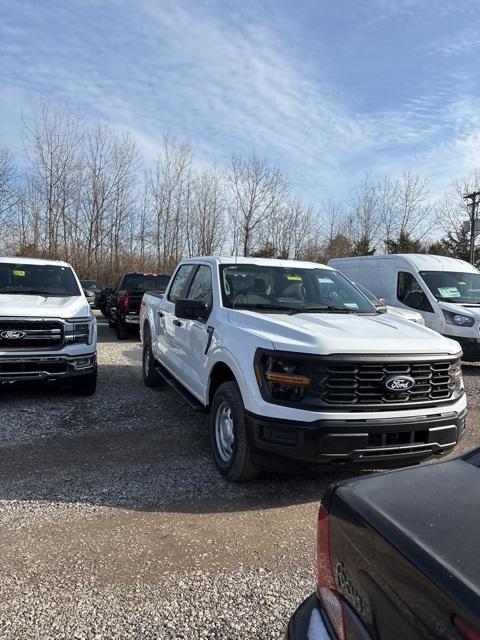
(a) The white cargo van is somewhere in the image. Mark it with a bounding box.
[329,254,480,361]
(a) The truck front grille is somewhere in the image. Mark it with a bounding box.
[314,359,458,407]
[0,320,64,350]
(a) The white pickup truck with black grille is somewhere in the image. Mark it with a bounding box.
[0,257,97,395]
[140,257,467,481]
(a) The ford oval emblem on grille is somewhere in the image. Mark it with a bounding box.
[1,330,27,340]
[384,375,415,391]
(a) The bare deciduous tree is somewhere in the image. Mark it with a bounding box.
[23,102,82,258]
[185,168,225,257]
[227,155,288,256]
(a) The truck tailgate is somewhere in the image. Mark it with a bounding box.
[329,455,480,638]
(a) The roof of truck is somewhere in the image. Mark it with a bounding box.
[187,256,333,270]
[330,254,479,273]
[0,256,71,267]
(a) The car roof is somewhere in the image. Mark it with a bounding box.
[330,254,479,273]
[0,256,71,268]
[184,256,333,270]
[395,254,479,272]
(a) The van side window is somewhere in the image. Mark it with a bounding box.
[168,265,195,302]
[397,272,433,312]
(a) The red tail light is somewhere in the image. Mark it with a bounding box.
[119,293,129,311]
[454,616,480,640]
[317,505,346,640]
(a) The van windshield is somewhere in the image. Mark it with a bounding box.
[220,264,377,314]
[0,262,81,296]
[420,270,480,303]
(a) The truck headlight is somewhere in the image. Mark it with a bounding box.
[451,360,463,391]
[255,352,313,402]
[443,310,474,327]
[65,319,94,345]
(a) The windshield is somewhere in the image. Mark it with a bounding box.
[220,264,377,313]
[0,262,81,296]
[80,280,102,292]
[420,270,480,304]
[122,274,171,291]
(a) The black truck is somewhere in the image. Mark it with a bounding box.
[288,448,480,640]
[107,272,171,339]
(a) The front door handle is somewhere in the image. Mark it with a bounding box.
[173,319,182,327]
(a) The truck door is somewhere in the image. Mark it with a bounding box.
[175,264,214,399]
[155,264,196,376]
[396,271,441,330]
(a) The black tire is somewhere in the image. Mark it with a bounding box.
[209,381,259,481]
[116,317,128,340]
[71,367,97,396]
[142,332,163,387]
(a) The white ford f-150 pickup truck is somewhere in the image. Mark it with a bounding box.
[0,257,97,395]
[140,257,467,481]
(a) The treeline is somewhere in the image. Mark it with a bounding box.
[0,103,477,283]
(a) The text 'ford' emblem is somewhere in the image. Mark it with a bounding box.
[1,330,27,340]
[384,375,416,392]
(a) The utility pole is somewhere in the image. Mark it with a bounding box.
[464,191,480,265]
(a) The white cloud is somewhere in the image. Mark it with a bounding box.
[1,0,480,206]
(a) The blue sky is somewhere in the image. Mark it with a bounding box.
[1,0,480,204]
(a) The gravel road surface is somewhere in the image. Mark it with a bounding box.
[0,313,479,639]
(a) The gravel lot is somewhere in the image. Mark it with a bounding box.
[0,313,479,639]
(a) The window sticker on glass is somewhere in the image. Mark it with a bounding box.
[13,270,26,277]
[318,276,334,284]
[344,302,359,309]
[438,286,461,298]
[286,275,302,281]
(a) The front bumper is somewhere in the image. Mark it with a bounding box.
[287,593,333,640]
[445,336,480,362]
[245,405,467,465]
[0,353,96,384]
[124,313,140,324]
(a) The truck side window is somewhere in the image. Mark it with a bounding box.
[168,265,195,302]
[397,272,433,312]
[187,265,213,309]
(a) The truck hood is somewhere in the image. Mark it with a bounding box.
[0,294,91,319]
[385,306,423,323]
[228,309,460,355]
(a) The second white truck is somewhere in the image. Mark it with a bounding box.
[0,256,97,394]
[140,257,466,480]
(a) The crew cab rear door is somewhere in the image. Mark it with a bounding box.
[155,263,196,377]
[177,264,214,399]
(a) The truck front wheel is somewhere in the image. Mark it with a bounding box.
[209,381,259,481]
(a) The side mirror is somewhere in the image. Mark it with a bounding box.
[175,298,210,320]
[376,304,388,314]
[378,297,386,306]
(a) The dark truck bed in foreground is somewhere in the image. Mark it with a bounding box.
[288,448,480,639]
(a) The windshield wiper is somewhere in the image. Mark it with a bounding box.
[0,289,67,297]
[233,303,364,315]
[300,305,359,314]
